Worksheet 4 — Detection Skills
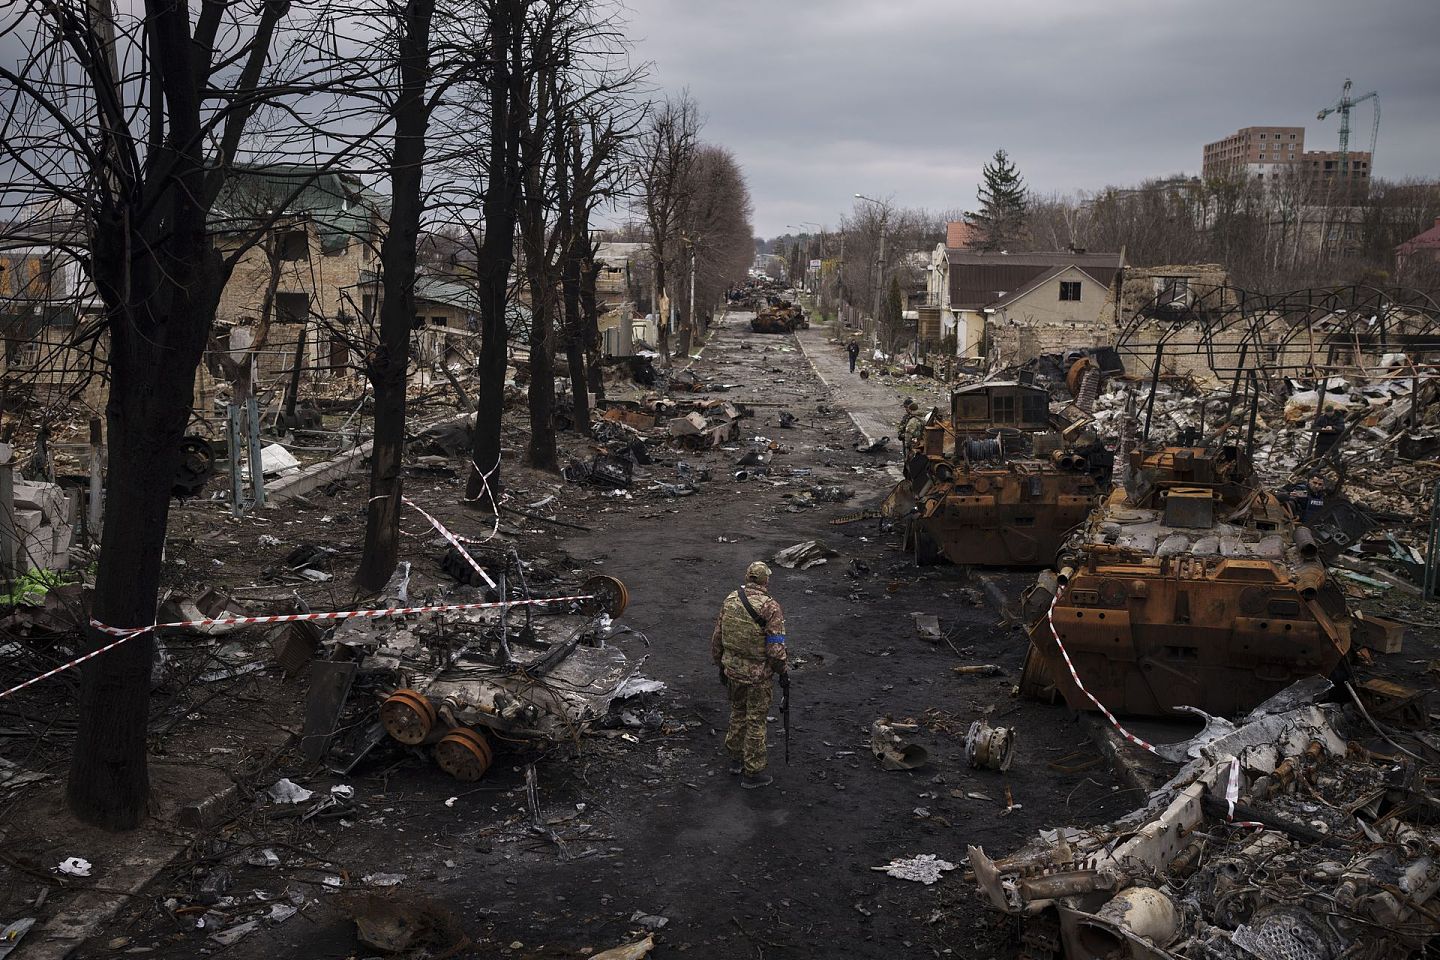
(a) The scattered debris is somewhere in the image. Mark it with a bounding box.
[55,857,91,877]
[773,540,837,569]
[348,894,469,955]
[264,778,314,804]
[870,718,929,771]
[872,854,956,885]
[0,919,36,959]
[968,686,1440,960]
[591,934,655,960]
[964,719,1016,772]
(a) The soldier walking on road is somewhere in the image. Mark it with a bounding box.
[847,339,860,373]
[711,561,790,789]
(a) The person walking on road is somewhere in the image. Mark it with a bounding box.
[711,561,790,789]
[846,339,860,373]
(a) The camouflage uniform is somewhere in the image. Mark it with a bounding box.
[710,569,788,776]
[904,411,927,448]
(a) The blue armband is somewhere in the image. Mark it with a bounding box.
[766,634,786,645]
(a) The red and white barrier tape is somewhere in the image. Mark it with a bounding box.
[0,593,593,701]
[1225,757,1265,829]
[402,496,496,589]
[1045,588,1158,755]
[1044,588,1264,827]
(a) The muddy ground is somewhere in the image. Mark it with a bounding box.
[4,310,1431,959]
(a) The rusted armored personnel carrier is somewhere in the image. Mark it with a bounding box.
[750,300,807,333]
[1018,443,1355,718]
[897,381,1112,565]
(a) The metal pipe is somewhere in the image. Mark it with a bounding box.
[1295,561,1327,599]
[1244,371,1261,464]
[1293,526,1319,560]
[1141,341,1164,443]
[1306,371,1329,459]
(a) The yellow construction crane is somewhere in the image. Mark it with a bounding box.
[1317,78,1380,180]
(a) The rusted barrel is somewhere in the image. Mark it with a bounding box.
[1294,561,1327,599]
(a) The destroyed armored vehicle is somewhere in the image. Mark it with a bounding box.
[1018,443,1359,718]
[969,680,1440,960]
[895,381,1112,565]
[750,300,807,334]
[314,569,637,783]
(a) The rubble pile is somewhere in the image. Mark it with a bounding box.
[1085,365,1438,594]
[968,681,1440,960]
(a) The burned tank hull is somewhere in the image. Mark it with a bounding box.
[750,301,806,333]
[905,464,1099,566]
[1019,447,1353,719]
[896,379,1113,567]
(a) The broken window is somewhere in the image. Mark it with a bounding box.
[328,336,349,371]
[992,394,1016,423]
[955,395,988,421]
[275,292,308,324]
[1021,392,1047,424]
[278,230,307,262]
[1158,277,1189,305]
[1059,281,1081,302]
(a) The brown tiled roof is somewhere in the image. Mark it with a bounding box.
[1397,217,1440,253]
[946,251,1123,310]
[946,221,983,248]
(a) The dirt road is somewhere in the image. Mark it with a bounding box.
[77,313,1131,959]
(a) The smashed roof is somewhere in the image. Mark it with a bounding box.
[212,166,389,255]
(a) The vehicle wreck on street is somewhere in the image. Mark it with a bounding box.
[968,679,1440,960]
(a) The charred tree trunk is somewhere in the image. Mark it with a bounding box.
[525,296,558,470]
[561,244,589,433]
[68,157,222,831]
[356,0,435,592]
[467,0,527,508]
[581,254,604,403]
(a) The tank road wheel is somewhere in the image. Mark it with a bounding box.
[581,575,629,617]
[381,689,437,745]
[434,727,495,782]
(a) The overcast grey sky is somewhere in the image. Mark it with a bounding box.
[622,0,1439,238]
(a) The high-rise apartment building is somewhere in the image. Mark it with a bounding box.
[1202,126,1370,185]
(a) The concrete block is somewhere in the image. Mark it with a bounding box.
[13,480,66,523]
[14,508,42,535]
[52,518,74,553]
[19,525,55,572]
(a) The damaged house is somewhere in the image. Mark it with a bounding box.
[948,249,1124,366]
[207,166,389,393]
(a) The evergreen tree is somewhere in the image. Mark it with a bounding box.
[971,149,1030,251]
